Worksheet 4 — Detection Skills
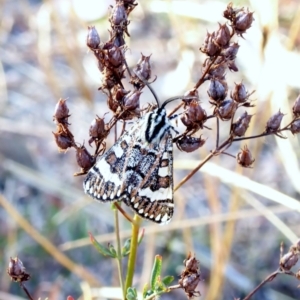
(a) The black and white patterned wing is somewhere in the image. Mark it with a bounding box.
[83,122,140,202]
[121,131,174,224]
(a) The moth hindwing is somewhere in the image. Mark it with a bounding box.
[83,106,174,224]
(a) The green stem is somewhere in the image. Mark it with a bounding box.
[114,208,125,298]
[124,214,142,297]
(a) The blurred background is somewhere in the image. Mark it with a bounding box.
[1,0,300,299]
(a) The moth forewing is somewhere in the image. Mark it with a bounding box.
[83,106,175,224]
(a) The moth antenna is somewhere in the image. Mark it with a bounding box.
[133,71,160,107]
[162,95,197,109]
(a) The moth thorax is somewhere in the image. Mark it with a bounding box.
[144,107,171,144]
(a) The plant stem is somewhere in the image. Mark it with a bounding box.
[124,214,142,297]
[114,208,125,298]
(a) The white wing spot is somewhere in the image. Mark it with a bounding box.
[134,202,139,208]
[161,214,169,223]
[102,194,107,200]
[155,214,161,221]
[150,214,154,219]
[131,197,135,203]
[138,209,144,214]
[89,186,94,194]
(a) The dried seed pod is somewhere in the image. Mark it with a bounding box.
[234,9,254,36]
[231,111,252,137]
[86,26,100,49]
[216,99,237,120]
[53,125,73,151]
[89,116,108,145]
[215,23,231,47]
[223,3,243,21]
[292,94,300,117]
[182,89,199,106]
[134,53,152,80]
[280,252,298,271]
[110,0,127,26]
[54,98,70,124]
[183,252,200,273]
[221,42,239,60]
[200,32,219,57]
[76,146,95,171]
[205,60,227,79]
[231,82,254,103]
[106,45,124,67]
[290,119,300,135]
[237,145,255,168]
[176,135,205,153]
[265,110,284,133]
[208,78,228,103]
[181,100,207,131]
[179,273,201,298]
[7,257,30,282]
[123,90,142,111]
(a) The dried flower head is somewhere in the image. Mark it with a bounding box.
[89,115,109,145]
[237,145,255,168]
[7,257,30,282]
[265,110,285,133]
[231,111,253,137]
[181,100,207,131]
[292,94,300,117]
[290,119,300,135]
[87,26,101,49]
[280,252,298,271]
[53,124,74,152]
[134,53,152,81]
[54,98,70,124]
[200,32,219,57]
[208,78,228,103]
[176,135,206,153]
[215,23,231,47]
[76,146,95,172]
[216,99,237,120]
[231,82,254,103]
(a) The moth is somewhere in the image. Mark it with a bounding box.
[83,95,182,225]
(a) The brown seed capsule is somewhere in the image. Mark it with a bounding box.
[223,3,242,21]
[110,0,127,26]
[179,273,201,298]
[89,116,108,145]
[106,45,124,67]
[280,252,298,271]
[221,42,239,60]
[292,94,300,117]
[86,26,100,49]
[237,145,255,168]
[231,82,254,103]
[208,78,228,103]
[7,257,30,282]
[182,89,199,106]
[54,98,70,124]
[134,53,152,80]
[290,119,300,135]
[234,9,254,36]
[231,111,253,137]
[215,23,231,47]
[176,135,205,153]
[76,146,95,171]
[205,60,227,79]
[200,32,219,57]
[216,99,237,120]
[181,100,207,131]
[184,253,200,273]
[123,90,142,111]
[265,110,285,133]
[53,125,73,151]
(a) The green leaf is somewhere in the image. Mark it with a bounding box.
[89,232,115,258]
[161,275,174,286]
[121,238,131,257]
[108,243,117,258]
[150,255,162,290]
[126,287,137,300]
